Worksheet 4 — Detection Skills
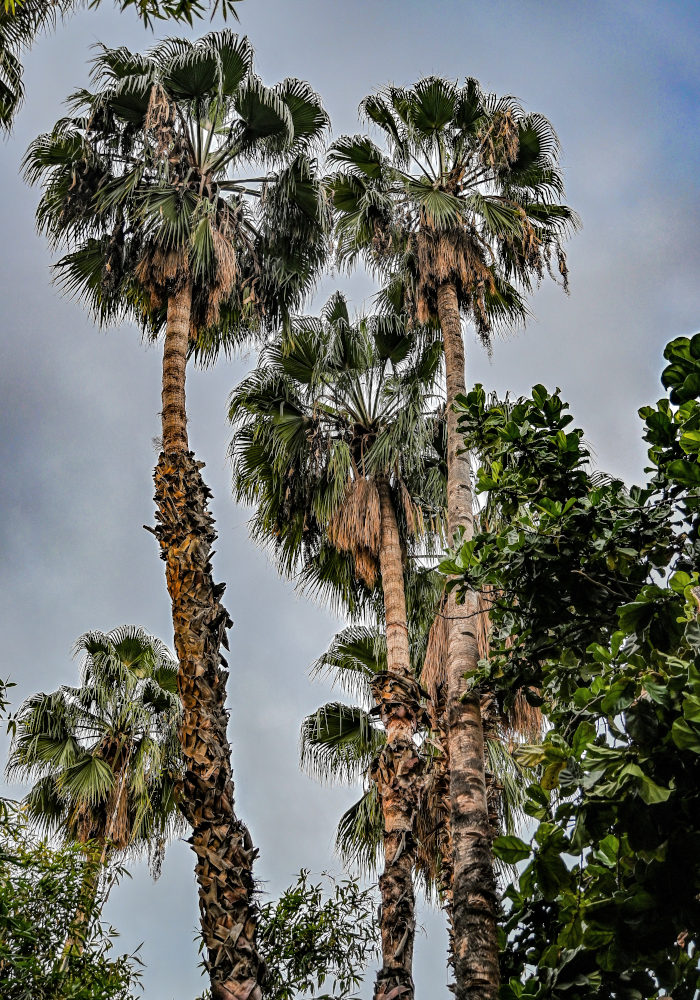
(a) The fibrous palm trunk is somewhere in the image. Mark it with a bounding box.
[153,282,264,1000]
[370,477,423,1000]
[436,281,499,1000]
[59,850,102,967]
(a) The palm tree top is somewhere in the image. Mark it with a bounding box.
[329,75,579,338]
[7,625,183,861]
[230,292,446,597]
[24,29,330,350]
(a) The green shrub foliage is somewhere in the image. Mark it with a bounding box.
[441,335,700,1000]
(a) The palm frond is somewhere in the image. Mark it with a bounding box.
[300,702,384,784]
[336,784,383,875]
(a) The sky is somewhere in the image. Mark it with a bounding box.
[0,0,698,996]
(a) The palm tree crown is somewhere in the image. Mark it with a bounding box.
[230,291,444,597]
[329,75,578,341]
[24,29,329,354]
[7,626,183,869]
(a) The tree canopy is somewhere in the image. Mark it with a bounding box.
[441,334,700,1000]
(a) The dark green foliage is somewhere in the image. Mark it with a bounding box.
[443,336,700,999]
[24,31,329,352]
[229,292,445,614]
[7,626,183,865]
[328,76,578,340]
[0,818,141,999]
[0,0,240,130]
[441,384,675,700]
[0,682,141,1000]
[257,870,378,1000]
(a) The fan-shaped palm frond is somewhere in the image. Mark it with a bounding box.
[24,29,330,351]
[8,626,184,867]
[230,291,445,597]
[302,584,531,899]
[329,75,579,342]
[300,702,384,784]
[0,0,243,132]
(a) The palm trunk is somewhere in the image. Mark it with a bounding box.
[370,476,423,1000]
[436,281,499,1000]
[428,674,454,941]
[61,756,126,969]
[59,850,101,968]
[153,283,264,1000]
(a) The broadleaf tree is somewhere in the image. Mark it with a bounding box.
[442,334,700,999]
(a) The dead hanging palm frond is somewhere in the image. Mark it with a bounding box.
[421,598,449,714]
[479,584,543,743]
[200,224,240,328]
[327,476,381,588]
[104,769,130,852]
[506,689,543,744]
[414,763,449,903]
[479,106,520,168]
[145,83,175,159]
[135,246,190,311]
[421,587,541,739]
[409,226,497,343]
[420,588,491,709]
[399,477,424,538]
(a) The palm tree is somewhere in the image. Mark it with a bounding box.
[230,293,444,1000]
[7,625,182,954]
[24,31,329,1000]
[0,0,240,131]
[300,587,533,902]
[328,76,578,999]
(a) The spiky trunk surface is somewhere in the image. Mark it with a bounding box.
[153,285,264,1000]
[371,478,422,1000]
[154,452,264,1000]
[437,281,499,1000]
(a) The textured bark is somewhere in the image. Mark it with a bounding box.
[153,452,264,1000]
[370,477,423,1000]
[437,281,499,1000]
[161,283,190,454]
[427,677,454,951]
[152,291,264,1000]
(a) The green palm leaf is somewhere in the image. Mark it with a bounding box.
[26,29,329,352]
[300,702,383,784]
[7,626,184,863]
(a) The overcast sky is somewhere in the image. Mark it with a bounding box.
[1,1,698,997]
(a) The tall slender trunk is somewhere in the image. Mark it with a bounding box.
[153,282,264,1000]
[61,755,127,969]
[370,477,423,1000]
[436,281,499,1000]
[59,850,102,968]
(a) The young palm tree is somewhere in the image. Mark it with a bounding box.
[7,626,182,953]
[24,31,329,1000]
[230,293,444,1000]
[328,76,578,999]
